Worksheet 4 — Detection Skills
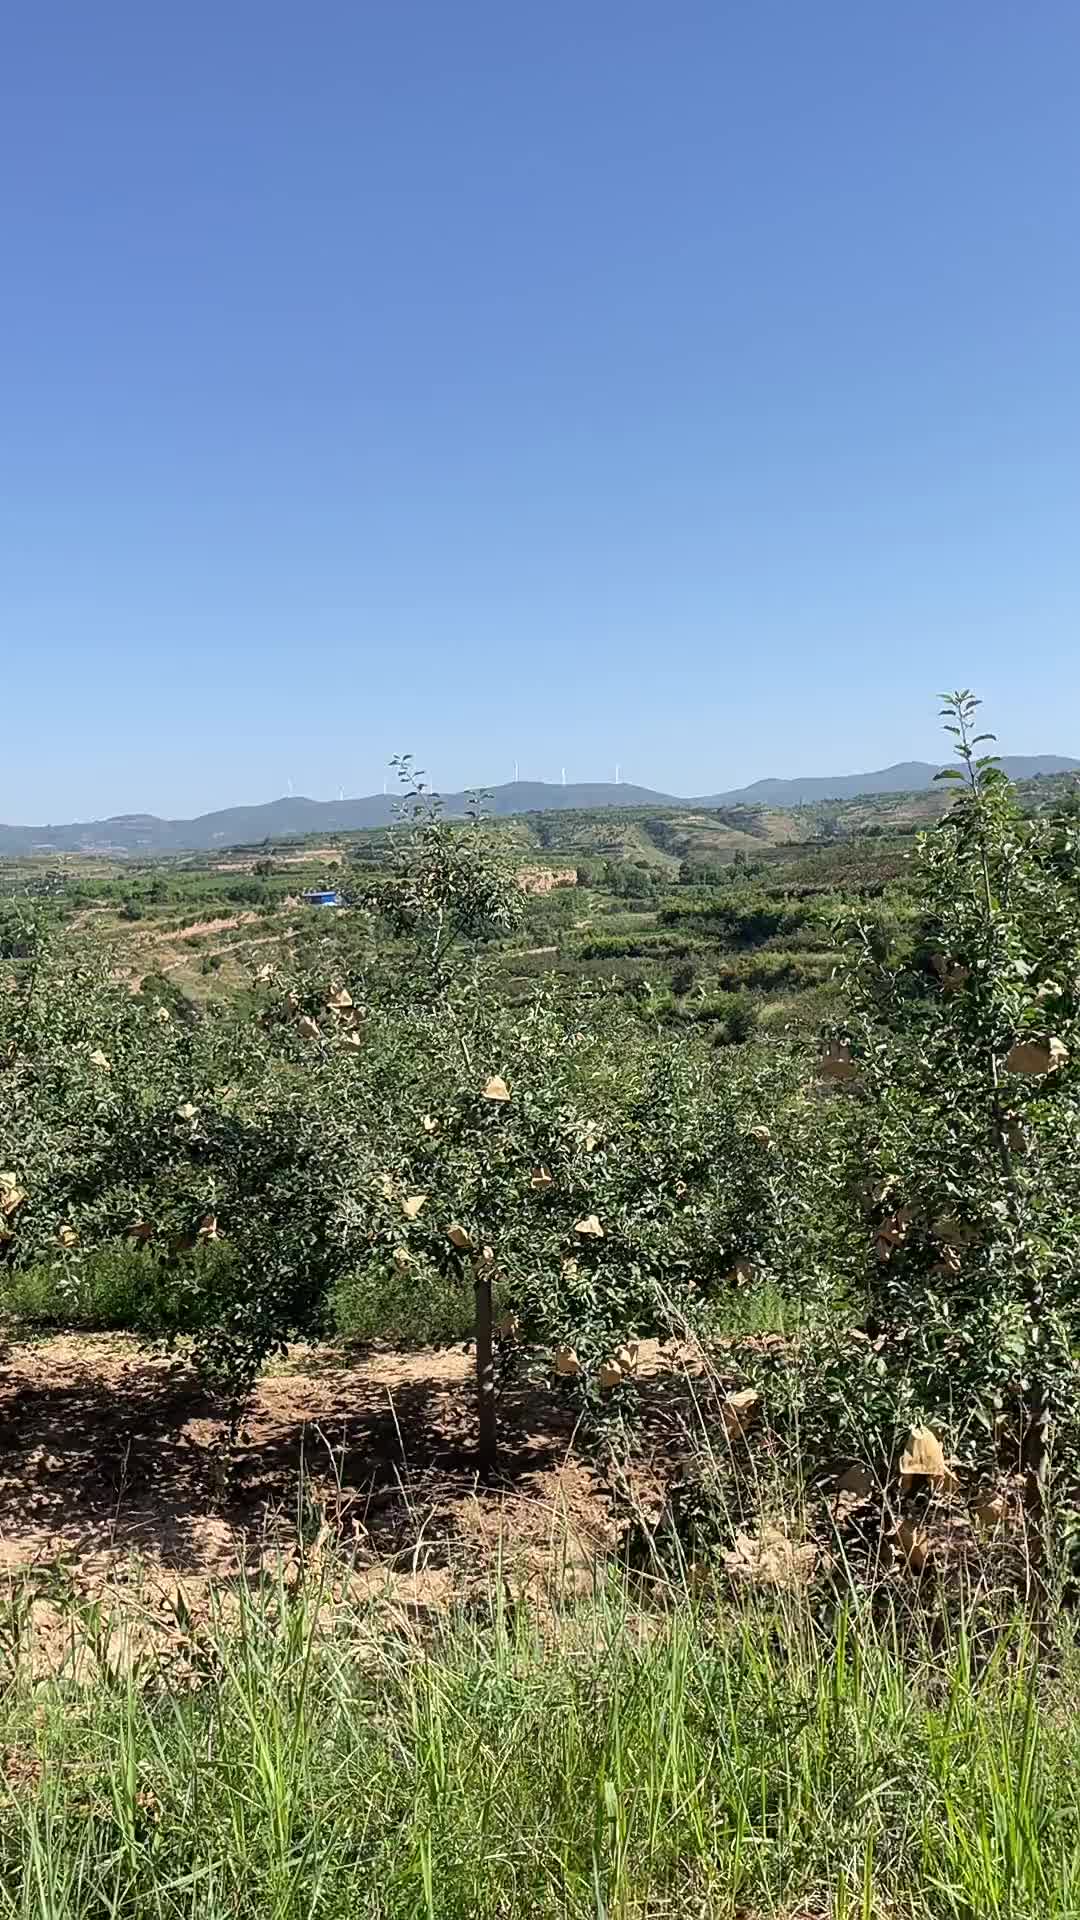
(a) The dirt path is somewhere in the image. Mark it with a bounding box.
[147,911,259,944]
[154,926,299,977]
[123,922,299,991]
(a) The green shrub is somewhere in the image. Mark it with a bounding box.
[329,1258,483,1347]
[829,695,1080,1499]
[0,1243,231,1334]
[658,892,826,947]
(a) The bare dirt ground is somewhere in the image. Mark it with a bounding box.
[0,1334,632,1638]
[0,1331,737,1684]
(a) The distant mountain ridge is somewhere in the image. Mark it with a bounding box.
[2,757,1077,856]
[696,757,1080,808]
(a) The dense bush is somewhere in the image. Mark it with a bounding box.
[658,893,827,946]
[575,932,690,961]
[1,936,807,1472]
[839,702,1080,1497]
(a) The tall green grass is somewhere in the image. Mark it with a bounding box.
[0,1246,234,1338]
[1,1570,1078,1917]
[328,1261,477,1346]
[0,1247,169,1333]
[0,1249,479,1348]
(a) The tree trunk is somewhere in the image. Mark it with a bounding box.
[1022,1308,1048,1524]
[474,1269,497,1476]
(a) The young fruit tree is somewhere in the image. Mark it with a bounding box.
[839,693,1080,1526]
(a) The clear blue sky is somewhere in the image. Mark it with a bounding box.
[3,2,1079,820]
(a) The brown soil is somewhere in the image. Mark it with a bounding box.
[0,1335,624,1618]
[0,1332,736,1684]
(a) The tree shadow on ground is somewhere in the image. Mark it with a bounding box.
[0,1347,584,1575]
